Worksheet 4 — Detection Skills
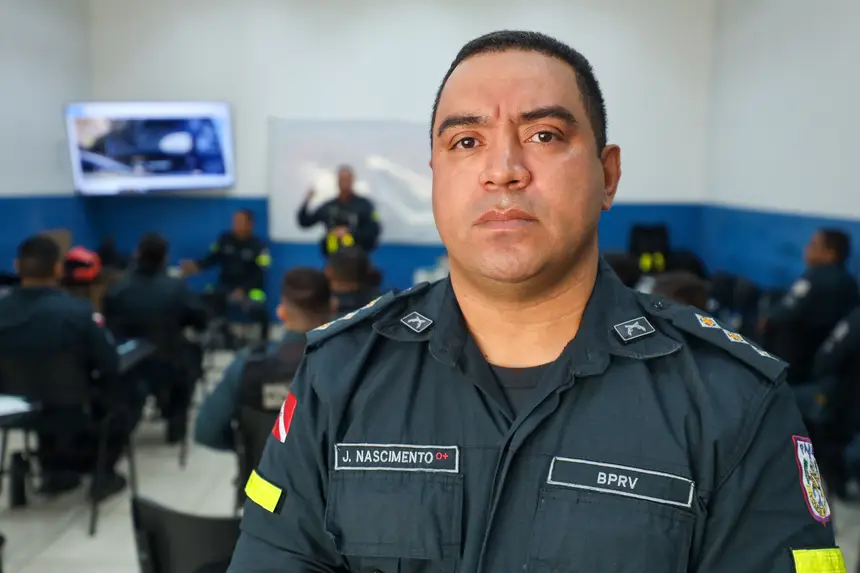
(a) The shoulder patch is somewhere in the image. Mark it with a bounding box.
[646,297,787,382]
[306,283,431,349]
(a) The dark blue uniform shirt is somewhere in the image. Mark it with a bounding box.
[230,261,841,573]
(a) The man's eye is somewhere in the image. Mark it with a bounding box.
[452,137,478,150]
[529,131,558,143]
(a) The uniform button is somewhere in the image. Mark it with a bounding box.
[653,300,665,309]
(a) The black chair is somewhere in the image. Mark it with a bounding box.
[0,351,138,536]
[132,496,241,573]
[234,407,276,512]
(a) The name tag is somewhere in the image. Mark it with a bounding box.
[547,457,694,508]
[334,443,459,473]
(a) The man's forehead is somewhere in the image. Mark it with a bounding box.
[436,51,583,118]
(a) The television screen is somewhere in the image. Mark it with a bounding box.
[65,101,236,195]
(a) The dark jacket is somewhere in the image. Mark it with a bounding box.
[765,263,860,383]
[297,194,381,255]
[198,232,271,296]
[229,260,838,572]
[0,286,118,385]
[195,330,306,451]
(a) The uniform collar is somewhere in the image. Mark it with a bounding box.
[373,258,681,374]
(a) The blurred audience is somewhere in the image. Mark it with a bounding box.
[603,252,643,288]
[194,267,332,451]
[761,228,859,384]
[0,235,126,498]
[103,233,209,443]
[326,246,377,315]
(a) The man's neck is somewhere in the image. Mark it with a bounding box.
[451,248,599,368]
[331,281,361,294]
[337,191,353,203]
[285,315,328,334]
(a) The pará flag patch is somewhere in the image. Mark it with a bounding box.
[272,393,297,443]
[793,435,831,525]
[92,312,105,327]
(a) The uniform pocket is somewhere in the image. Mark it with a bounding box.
[325,471,463,565]
[527,487,695,573]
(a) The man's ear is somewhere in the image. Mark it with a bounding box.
[53,261,63,280]
[599,144,622,211]
[330,297,339,314]
[276,303,287,322]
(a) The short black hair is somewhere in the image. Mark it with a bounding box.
[819,228,851,264]
[327,247,369,284]
[137,232,168,273]
[236,208,254,222]
[431,30,607,154]
[17,235,60,279]
[282,267,331,316]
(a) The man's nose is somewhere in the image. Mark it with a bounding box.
[479,134,531,191]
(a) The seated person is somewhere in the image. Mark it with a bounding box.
[326,246,377,315]
[195,267,332,451]
[651,271,710,312]
[103,233,209,443]
[761,228,860,384]
[0,235,126,498]
[801,306,860,498]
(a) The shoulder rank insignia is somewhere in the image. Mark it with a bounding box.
[650,301,786,382]
[306,283,432,348]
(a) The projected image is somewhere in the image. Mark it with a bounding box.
[65,102,236,195]
[74,117,227,177]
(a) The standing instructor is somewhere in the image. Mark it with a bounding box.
[231,31,841,572]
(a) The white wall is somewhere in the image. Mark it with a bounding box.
[87,0,716,202]
[0,0,91,196]
[708,0,860,218]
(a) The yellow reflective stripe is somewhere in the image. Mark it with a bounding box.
[342,234,355,247]
[245,470,283,513]
[248,288,266,302]
[653,252,666,271]
[371,211,380,222]
[256,251,271,268]
[326,234,339,253]
[639,253,653,272]
[792,548,845,573]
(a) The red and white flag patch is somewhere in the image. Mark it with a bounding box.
[272,393,298,443]
[92,312,105,327]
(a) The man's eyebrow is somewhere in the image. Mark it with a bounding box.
[436,114,489,138]
[520,106,577,125]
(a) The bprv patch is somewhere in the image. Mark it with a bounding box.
[613,316,655,343]
[334,443,458,473]
[793,435,831,525]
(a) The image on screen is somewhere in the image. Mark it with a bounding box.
[65,102,236,195]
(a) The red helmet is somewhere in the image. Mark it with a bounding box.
[64,246,102,283]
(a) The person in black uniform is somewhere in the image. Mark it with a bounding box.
[762,228,860,384]
[104,233,209,443]
[297,165,382,257]
[0,235,126,498]
[325,246,377,316]
[181,208,272,343]
[194,267,332,451]
[230,31,842,572]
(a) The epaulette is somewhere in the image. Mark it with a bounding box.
[306,282,432,349]
[643,294,787,383]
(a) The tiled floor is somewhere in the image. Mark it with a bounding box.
[3,350,860,572]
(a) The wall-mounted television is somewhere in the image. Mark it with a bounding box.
[65,101,236,195]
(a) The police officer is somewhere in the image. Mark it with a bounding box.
[0,235,126,498]
[194,267,331,451]
[762,228,860,384]
[104,233,209,443]
[230,31,841,572]
[297,165,382,257]
[181,208,272,343]
[325,246,377,316]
